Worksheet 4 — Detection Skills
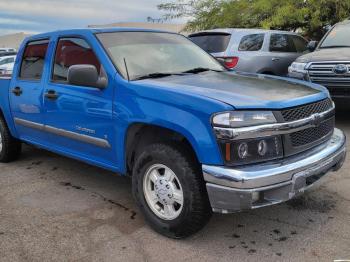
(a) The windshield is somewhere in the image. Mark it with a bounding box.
[97,32,224,80]
[320,23,350,48]
[0,58,14,65]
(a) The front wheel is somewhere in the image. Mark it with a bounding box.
[132,143,212,238]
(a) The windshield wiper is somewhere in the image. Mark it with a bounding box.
[133,68,224,80]
[181,67,223,74]
[133,72,176,81]
[320,45,350,49]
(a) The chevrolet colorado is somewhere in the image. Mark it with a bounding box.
[0,28,346,238]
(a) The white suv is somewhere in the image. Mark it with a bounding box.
[0,55,16,76]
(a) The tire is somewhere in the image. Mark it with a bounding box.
[132,143,212,239]
[0,117,22,162]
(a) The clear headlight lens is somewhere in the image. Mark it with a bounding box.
[212,111,276,128]
[288,62,307,73]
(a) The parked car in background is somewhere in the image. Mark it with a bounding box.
[0,51,17,58]
[189,29,308,76]
[289,20,350,99]
[0,55,16,76]
[0,47,16,53]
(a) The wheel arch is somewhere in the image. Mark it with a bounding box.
[125,122,202,176]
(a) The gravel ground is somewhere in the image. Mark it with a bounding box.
[0,108,349,262]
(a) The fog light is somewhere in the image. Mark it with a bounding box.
[238,142,248,159]
[252,191,260,202]
[258,140,267,156]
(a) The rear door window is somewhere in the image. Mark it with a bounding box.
[189,33,231,53]
[52,37,102,83]
[269,34,296,52]
[19,39,49,80]
[238,34,264,51]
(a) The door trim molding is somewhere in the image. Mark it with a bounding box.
[14,117,111,148]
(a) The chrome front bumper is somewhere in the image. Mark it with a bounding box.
[203,128,346,213]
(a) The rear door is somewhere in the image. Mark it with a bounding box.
[43,36,115,167]
[268,33,306,76]
[235,33,266,72]
[9,39,50,143]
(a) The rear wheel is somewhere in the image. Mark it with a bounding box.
[0,117,22,162]
[132,143,212,238]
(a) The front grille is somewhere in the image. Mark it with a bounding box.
[307,62,350,97]
[281,98,333,122]
[290,117,334,147]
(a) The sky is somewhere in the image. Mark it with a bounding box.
[0,0,183,36]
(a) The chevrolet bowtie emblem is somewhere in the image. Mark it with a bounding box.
[311,113,322,127]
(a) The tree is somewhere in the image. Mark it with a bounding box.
[158,0,350,39]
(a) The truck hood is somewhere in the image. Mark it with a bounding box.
[296,48,350,63]
[140,71,328,109]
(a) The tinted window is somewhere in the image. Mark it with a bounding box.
[189,33,231,53]
[320,23,350,48]
[290,35,307,52]
[238,34,264,51]
[19,40,49,79]
[52,38,101,82]
[269,34,296,52]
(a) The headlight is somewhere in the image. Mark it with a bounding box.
[212,111,276,128]
[288,62,307,73]
[219,136,283,165]
[212,111,283,165]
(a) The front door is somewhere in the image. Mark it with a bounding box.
[43,37,116,168]
[9,39,50,143]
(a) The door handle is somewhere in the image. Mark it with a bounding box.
[12,87,22,96]
[272,57,280,62]
[45,90,58,100]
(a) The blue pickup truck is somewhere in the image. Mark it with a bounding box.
[0,28,346,238]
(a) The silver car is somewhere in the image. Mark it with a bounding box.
[189,29,308,76]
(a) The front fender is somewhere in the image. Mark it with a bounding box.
[114,81,232,174]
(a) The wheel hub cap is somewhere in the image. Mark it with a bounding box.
[143,164,184,220]
[154,179,175,205]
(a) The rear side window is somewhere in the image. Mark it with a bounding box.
[19,40,49,80]
[269,34,296,52]
[52,37,101,82]
[238,34,264,51]
[189,33,231,53]
[290,35,308,52]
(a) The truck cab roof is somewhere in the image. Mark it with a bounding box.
[25,27,179,42]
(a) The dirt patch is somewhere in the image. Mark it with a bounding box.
[286,194,336,213]
[59,182,137,220]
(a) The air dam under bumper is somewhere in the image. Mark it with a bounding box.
[203,128,346,213]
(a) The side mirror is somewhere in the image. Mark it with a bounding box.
[307,41,318,52]
[68,64,107,88]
